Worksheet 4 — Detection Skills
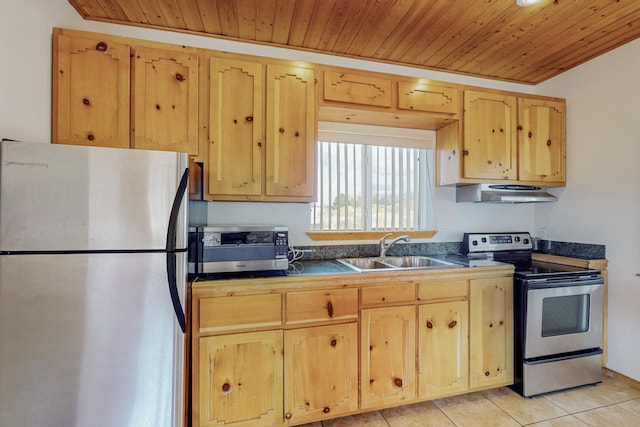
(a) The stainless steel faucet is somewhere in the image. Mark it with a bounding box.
[379,233,411,257]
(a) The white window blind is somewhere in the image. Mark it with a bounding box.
[312,123,434,232]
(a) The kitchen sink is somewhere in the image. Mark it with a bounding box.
[381,256,456,268]
[336,256,458,272]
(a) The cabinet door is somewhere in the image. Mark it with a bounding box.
[265,64,316,199]
[284,323,358,424]
[133,46,199,155]
[398,81,460,115]
[361,306,416,408]
[323,70,392,107]
[418,301,468,399]
[208,57,263,196]
[463,90,517,180]
[196,330,283,427]
[518,98,566,183]
[53,33,130,148]
[469,276,514,390]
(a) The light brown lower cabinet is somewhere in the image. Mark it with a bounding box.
[418,300,469,398]
[191,270,514,426]
[283,323,359,424]
[469,276,514,389]
[360,306,417,409]
[197,330,283,427]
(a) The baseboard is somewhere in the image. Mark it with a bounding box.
[603,367,640,388]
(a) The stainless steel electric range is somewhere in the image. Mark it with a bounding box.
[462,232,604,397]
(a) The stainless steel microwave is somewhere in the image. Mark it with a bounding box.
[188,225,289,274]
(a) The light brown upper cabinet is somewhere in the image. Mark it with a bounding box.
[463,90,518,181]
[206,56,317,202]
[436,89,566,186]
[323,70,392,107]
[398,81,460,115]
[207,57,264,197]
[53,30,130,148]
[53,29,200,156]
[132,46,199,155]
[319,66,461,131]
[517,98,566,183]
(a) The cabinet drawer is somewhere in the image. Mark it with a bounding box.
[198,293,282,333]
[398,81,460,115]
[361,284,415,305]
[286,288,358,325]
[323,70,392,107]
[418,280,468,301]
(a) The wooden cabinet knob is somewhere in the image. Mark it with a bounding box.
[485,371,491,377]
[463,150,469,156]
[82,98,90,106]
[285,412,292,419]
[426,320,433,329]
[393,377,403,388]
[279,128,285,133]
[245,116,253,122]
[323,407,331,414]
[87,133,94,141]
[528,131,533,138]
[330,338,337,347]
[95,41,107,51]
[257,141,262,147]
[221,382,231,392]
[175,73,185,82]
[517,124,523,130]
[448,320,457,329]
[547,139,552,146]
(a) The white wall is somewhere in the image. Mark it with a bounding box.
[4,0,637,379]
[535,39,640,380]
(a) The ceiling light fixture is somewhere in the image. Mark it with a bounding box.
[516,0,543,6]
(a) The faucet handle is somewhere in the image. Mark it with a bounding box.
[380,232,393,243]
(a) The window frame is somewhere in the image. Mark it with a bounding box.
[307,122,437,241]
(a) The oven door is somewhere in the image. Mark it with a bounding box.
[524,278,603,359]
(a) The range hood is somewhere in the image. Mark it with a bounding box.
[456,184,558,203]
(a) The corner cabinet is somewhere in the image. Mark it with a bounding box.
[436,88,566,186]
[206,56,317,202]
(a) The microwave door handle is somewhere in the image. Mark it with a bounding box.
[165,167,189,333]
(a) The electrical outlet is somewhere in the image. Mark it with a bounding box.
[439,228,448,242]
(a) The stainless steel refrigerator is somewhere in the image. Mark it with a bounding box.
[0,140,189,427]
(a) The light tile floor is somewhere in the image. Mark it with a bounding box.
[300,373,640,427]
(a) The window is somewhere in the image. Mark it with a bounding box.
[311,123,434,232]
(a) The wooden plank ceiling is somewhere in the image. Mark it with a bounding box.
[68,0,640,84]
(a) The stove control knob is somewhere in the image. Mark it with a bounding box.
[523,238,529,244]
[481,237,487,243]
[515,236,520,242]
[472,240,478,246]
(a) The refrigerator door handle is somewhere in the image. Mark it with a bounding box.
[166,167,189,333]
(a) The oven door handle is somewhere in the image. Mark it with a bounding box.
[525,277,603,289]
